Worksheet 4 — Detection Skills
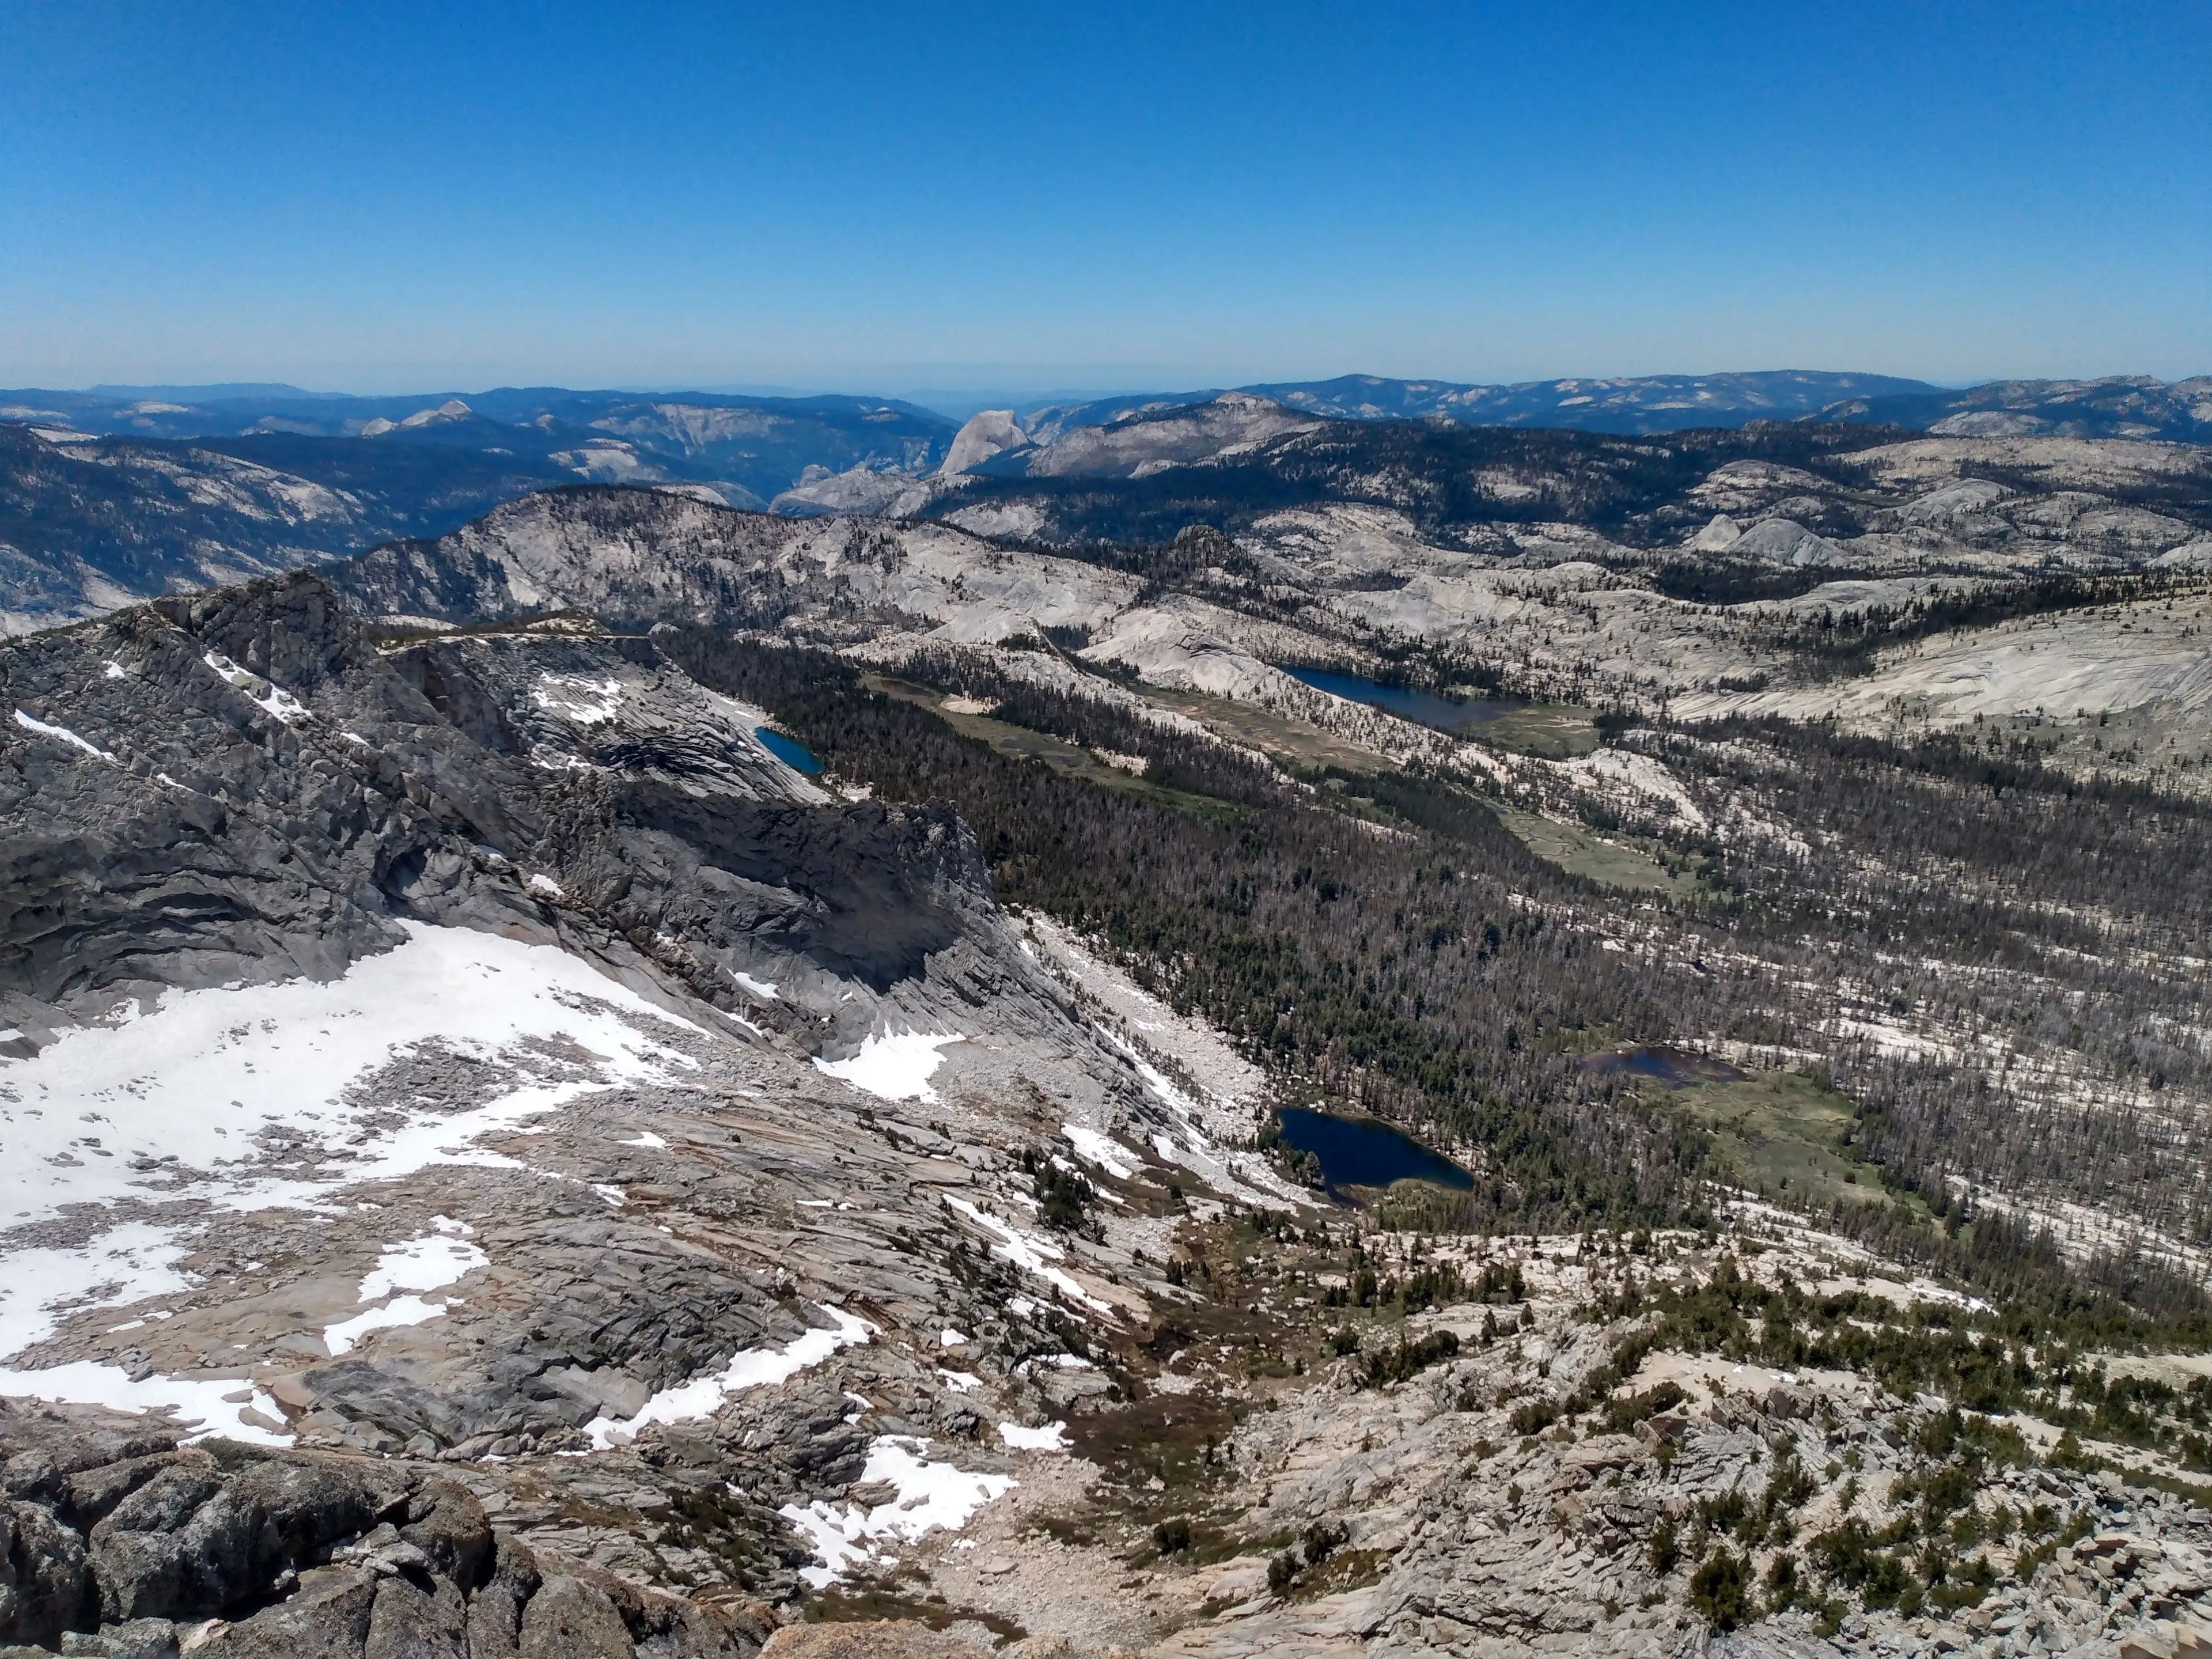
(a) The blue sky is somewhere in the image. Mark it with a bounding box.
[2,1,2206,395]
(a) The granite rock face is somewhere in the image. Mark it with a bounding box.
[0,569,1001,1028]
[0,1403,761,1656]
[0,569,1246,1653]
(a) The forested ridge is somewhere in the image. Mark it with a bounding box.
[666,629,1722,1230]
[661,630,2212,1324]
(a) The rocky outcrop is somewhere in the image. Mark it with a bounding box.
[0,568,1017,1037]
[332,490,848,632]
[0,563,1205,1652]
[0,1400,765,1656]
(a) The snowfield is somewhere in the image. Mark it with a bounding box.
[0,923,707,1429]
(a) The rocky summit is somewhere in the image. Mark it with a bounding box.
[2,462,2211,1659]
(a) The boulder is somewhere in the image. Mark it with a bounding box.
[397,1480,493,1593]
[193,1566,376,1658]
[92,1455,373,1626]
[363,1571,466,1659]
[1,1498,94,1645]
[519,1573,634,1658]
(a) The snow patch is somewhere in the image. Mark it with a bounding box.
[0,1359,292,1447]
[778,1435,1015,1587]
[0,923,704,1244]
[531,673,623,725]
[815,1030,963,1105]
[1062,1124,1134,1180]
[942,1195,1113,1313]
[319,1222,486,1357]
[323,1295,450,1357]
[998,1419,1070,1451]
[13,709,117,763]
[358,1222,483,1302]
[585,1305,874,1448]
[202,652,310,723]
[0,1221,191,1361]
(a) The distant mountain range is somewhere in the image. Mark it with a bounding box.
[1012,372,2212,444]
[0,385,958,511]
[9,369,2209,483]
[3,370,2206,633]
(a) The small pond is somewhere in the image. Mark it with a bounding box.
[1276,1106,1473,1194]
[1582,1046,1746,1088]
[754,727,824,775]
[1285,667,1521,736]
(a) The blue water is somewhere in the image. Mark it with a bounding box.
[1285,668,1517,735]
[1583,1046,1746,1088]
[1277,1107,1474,1193]
[755,726,824,775]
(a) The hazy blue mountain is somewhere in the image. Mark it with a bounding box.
[0,422,574,631]
[1014,370,1943,439]
[0,386,963,506]
[1817,375,2212,442]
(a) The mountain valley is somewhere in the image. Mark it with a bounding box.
[0,389,2210,1659]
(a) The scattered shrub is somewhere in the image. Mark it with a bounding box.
[1690,1548,1755,1631]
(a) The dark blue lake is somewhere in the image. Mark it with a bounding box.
[755,727,824,775]
[1285,668,1519,736]
[1583,1046,1746,1088]
[1277,1107,1474,1194]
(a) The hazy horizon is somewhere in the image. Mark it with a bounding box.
[21,366,2168,428]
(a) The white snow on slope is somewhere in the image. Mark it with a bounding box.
[361,1223,483,1297]
[323,1296,452,1357]
[202,651,310,723]
[998,1419,1070,1450]
[531,673,623,725]
[0,1358,293,1447]
[0,1222,190,1360]
[0,923,704,1428]
[585,1304,875,1448]
[814,1030,963,1104]
[0,921,701,1227]
[0,1220,290,1445]
[942,1195,1113,1313]
[13,709,118,762]
[1018,911,1296,1209]
[323,1220,487,1357]
[1062,1124,1133,1180]
[779,1435,1015,1587]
